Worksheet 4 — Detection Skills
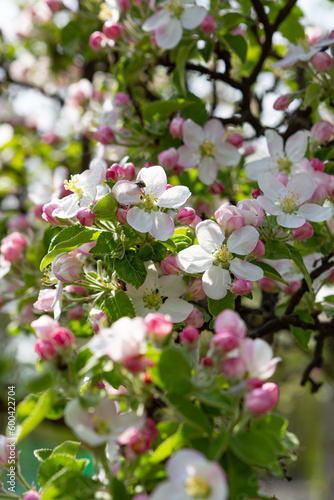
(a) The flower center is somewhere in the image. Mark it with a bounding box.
[91,416,110,435]
[141,192,157,211]
[185,475,212,499]
[99,3,113,21]
[200,140,217,157]
[214,244,232,267]
[276,156,293,174]
[297,38,311,53]
[64,175,84,198]
[166,0,185,18]
[277,190,300,213]
[143,289,163,310]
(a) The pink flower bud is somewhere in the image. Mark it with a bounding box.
[1,232,26,263]
[150,33,158,46]
[66,284,86,294]
[51,326,75,348]
[124,355,153,373]
[214,309,246,338]
[0,435,18,466]
[160,255,181,275]
[202,356,214,367]
[89,309,109,332]
[31,314,59,340]
[190,215,202,228]
[185,308,204,328]
[144,313,173,337]
[201,15,217,34]
[67,305,85,320]
[35,339,57,360]
[310,183,327,204]
[244,145,256,156]
[228,134,243,148]
[245,378,263,389]
[177,207,196,225]
[76,207,96,227]
[34,289,56,312]
[231,279,253,296]
[273,95,290,111]
[282,280,301,296]
[180,326,200,344]
[188,278,206,300]
[158,148,179,169]
[114,92,131,106]
[7,214,30,232]
[23,491,41,500]
[116,206,129,224]
[89,31,104,51]
[311,52,332,72]
[311,120,333,143]
[222,357,247,379]
[144,161,154,168]
[275,173,288,186]
[123,162,135,180]
[310,158,325,172]
[292,222,314,241]
[46,0,61,12]
[106,163,125,181]
[93,125,114,145]
[117,0,130,11]
[250,240,265,258]
[328,177,334,200]
[52,254,83,283]
[236,199,264,227]
[209,180,225,195]
[258,277,276,293]
[103,21,122,40]
[42,203,61,225]
[169,117,185,138]
[252,189,261,198]
[245,382,279,416]
[212,330,240,352]
[215,203,245,233]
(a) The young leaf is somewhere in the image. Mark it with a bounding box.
[93,192,117,220]
[114,251,147,288]
[17,389,53,442]
[252,261,289,286]
[208,291,235,317]
[103,290,136,323]
[286,244,313,296]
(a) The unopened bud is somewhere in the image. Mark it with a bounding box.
[201,15,217,34]
[292,222,314,241]
[231,279,253,296]
[311,52,332,72]
[169,117,185,138]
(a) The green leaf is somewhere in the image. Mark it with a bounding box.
[103,290,136,323]
[302,82,320,109]
[17,389,53,442]
[175,42,197,95]
[143,99,195,122]
[208,291,235,317]
[279,6,305,43]
[52,441,80,457]
[38,453,87,487]
[110,477,131,500]
[138,242,168,262]
[223,34,248,63]
[286,244,313,296]
[93,193,117,220]
[151,345,192,395]
[223,451,260,500]
[41,227,100,270]
[194,390,233,412]
[229,431,281,473]
[90,231,119,255]
[252,261,289,286]
[168,394,213,434]
[264,240,291,260]
[114,251,147,288]
[34,448,53,462]
[150,424,200,464]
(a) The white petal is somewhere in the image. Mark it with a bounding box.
[142,9,169,31]
[150,482,188,500]
[157,185,191,209]
[138,165,167,198]
[150,211,175,241]
[112,180,141,204]
[198,156,218,185]
[245,158,271,181]
[256,195,282,215]
[229,258,264,281]
[127,207,153,233]
[167,449,206,482]
[286,173,315,204]
[53,194,78,218]
[176,246,213,273]
[182,119,205,147]
[177,145,200,168]
[196,220,225,253]
[297,203,332,222]
[285,131,308,162]
[181,5,207,29]
[265,130,284,157]
[155,18,183,49]
[227,226,259,255]
[276,213,305,228]
[258,172,285,200]
[215,143,241,166]
[159,274,187,297]
[203,118,224,144]
[202,265,231,299]
[160,298,193,322]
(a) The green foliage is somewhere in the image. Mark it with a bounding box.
[114,251,147,288]
[103,290,136,323]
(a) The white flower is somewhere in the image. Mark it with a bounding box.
[150,449,228,500]
[142,0,207,50]
[0,255,11,279]
[52,159,107,219]
[245,130,308,181]
[239,338,281,380]
[273,33,334,69]
[104,0,120,22]
[178,119,240,185]
[64,398,144,447]
[126,263,193,322]
[257,172,332,228]
[88,316,147,362]
[112,165,191,241]
[176,220,263,300]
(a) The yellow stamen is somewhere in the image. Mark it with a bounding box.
[185,475,212,499]
[91,416,110,434]
[200,140,217,157]
[64,175,84,197]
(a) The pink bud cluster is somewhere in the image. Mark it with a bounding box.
[31,315,76,360]
[1,232,26,263]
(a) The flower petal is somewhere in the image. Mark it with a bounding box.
[182,119,205,147]
[257,195,282,215]
[196,220,225,253]
[177,145,200,168]
[265,130,284,157]
[52,194,79,218]
[112,180,141,204]
[229,258,264,281]
[286,173,315,204]
[155,18,183,49]
[245,158,271,181]
[258,172,285,200]
[181,5,207,29]
[159,275,187,297]
[203,118,224,144]
[297,203,332,222]
[202,265,231,299]
[276,213,305,228]
[176,246,213,273]
[157,185,191,209]
[227,226,259,255]
[198,156,218,185]
[150,482,188,500]
[138,165,167,198]
[142,9,169,31]
[285,130,308,162]
[160,298,193,323]
[149,211,175,241]
[215,143,241,166]
[127,207,153,233]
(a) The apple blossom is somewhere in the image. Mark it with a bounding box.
[188,277,206,300]
[239,338,281,380]
[35,339,57,360]
[231,279,253,295]
[150,449,228,500]
[170,117,185,138]
[245,130,308,181]
[236,199,264,227]
[273,32,334,68]
[209,180,225,195]
[214,310,247,338]
[144,312,173,337]
[52,253,83,283]
[23,492,41,500]
[112,165,191,241]
[88,308,109,332]
[178,119,240,185]
[292,222,314,241]
[33,289,57,312]
[257,172,332,228]
[103,21,122,40]
[126,263,193,322]
[158,148,179,169]
[160,255,181,275]
[1,232,26,263]
[185,307,204,328]
[180,325,200,344]
[311,52,332,72]
[31,314,59,340]
[76,207,96,226]
[214,203,245,233]
[245,382,279,416]
[176,220,263,299]
[177,207,196,225]
[89,31,104,51]
[310,120,333,143]
[142,0,207,50]
[273,95,291,111]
